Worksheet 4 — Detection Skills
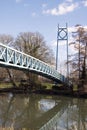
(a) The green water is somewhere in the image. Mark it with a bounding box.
[0,93,87,130]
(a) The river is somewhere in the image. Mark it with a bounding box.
[0,93,86,130]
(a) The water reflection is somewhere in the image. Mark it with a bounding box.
[38,99,56,112]
[0,94,86,130]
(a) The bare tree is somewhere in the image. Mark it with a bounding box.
[0,32,55,89]
[15,32,55,88]
[15,32,55,64]
[0,34,14,45]
[69,25,87,87]
[0,34,17,87]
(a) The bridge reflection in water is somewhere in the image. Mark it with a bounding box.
[0,94,86,130]
[39,107,66,130]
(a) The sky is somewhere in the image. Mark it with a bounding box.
[0,0,87,73]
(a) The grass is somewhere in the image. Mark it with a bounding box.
[42,82,54,89]
[0,82,54,90]
[0,82,12,88]
[0,82,20,88]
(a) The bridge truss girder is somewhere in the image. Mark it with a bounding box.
[0,43,68,84]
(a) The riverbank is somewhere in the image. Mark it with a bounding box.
[36,89,87,98]
[0,87,87,98]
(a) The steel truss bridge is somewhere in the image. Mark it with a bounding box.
[0,43,68,84]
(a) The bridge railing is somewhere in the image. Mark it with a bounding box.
[0,43,68,83]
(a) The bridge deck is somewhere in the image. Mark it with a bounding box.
[0,43,68,84]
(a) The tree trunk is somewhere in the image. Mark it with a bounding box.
[6,69,17,87]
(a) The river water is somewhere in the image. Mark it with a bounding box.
[0,93,87,130]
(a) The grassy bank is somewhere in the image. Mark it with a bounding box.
[0,82,20,88]
[0,83,12,88]
[42,83,54,89]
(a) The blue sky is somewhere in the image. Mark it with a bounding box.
[0,0,87,73]
[0,0,87,40]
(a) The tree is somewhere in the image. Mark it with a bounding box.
[69,25,87,87]
[15,32,55,88]
[15,32,54,64]
[0,34,20,87]
[0,34,14,45]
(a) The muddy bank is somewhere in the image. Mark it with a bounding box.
[35,89,87,98]
[0,87,87,98]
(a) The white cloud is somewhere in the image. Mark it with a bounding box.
[68,25,87,33]
[84,26,87,30]
[68,26,77,33]
[82,0,87,6]
[43,1,78,15]
[51,40,68,47]
[50,25,87,60]
[51,39,76,60]
[50,28,75,48]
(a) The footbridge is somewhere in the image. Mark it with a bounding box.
[0,43,69,84]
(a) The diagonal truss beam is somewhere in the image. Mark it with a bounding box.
[0,43,68,84]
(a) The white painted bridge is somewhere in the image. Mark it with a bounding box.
[0,43,69,84]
